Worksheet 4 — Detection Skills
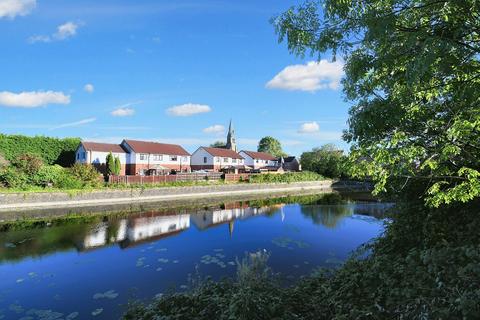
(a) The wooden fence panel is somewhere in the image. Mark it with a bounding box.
[108,172,224,185]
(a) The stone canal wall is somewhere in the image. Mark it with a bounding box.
[0,180,369,212]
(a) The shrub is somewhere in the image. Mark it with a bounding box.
[249,171,323,183]
[0,166,29,189]
[69,163,102,187]
[31,165,66,186]
[12,153,44,176]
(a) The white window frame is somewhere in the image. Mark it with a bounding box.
[170,155,178,161]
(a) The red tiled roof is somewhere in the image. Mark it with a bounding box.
[81,142,126,153]
[202,147,244,159]
[240,150,277,161]
[123,139,190,156]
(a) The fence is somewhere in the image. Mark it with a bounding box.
[109,172,224,185]
[224,173,255,182]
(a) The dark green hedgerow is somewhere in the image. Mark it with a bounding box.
[124,199,480,320]
[0,134,80,166]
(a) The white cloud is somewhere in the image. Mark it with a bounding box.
[111,107,135,117]
[50,117,96,130]
[266,60,344,92]
[0,90,70,108]
[29,21,81,43]
[84,83,94,93]
[0,0,36,19]
[203,124,225,135]
[166,103,211,117]
[298,121,320,134]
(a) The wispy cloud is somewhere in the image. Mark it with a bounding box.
[84,83,94,93]
[166,103,211,117]
[110,101,141,117]
[298,121,320,134]
[111,108,135,117]
[29,21,82,43]
[0,0,36,19]
[50,117,96,130]
[0,90,70,108]
[266,60,344,92]
[203,124,225,135]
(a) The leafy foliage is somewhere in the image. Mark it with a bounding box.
[301,144,347,178]
[114,156,121,175]
[257,136,287,158]
[249,171,324,183]
[272,0,480,206]
[69,163,102,187]
[210,141,226,148]
[0,134,80,167]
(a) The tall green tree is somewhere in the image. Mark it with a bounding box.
[257,136,287,158]
[106,152,115,176]
[301,144,346,178]
[273,0,480,206]
[114,156,121,175]
[210,141,226,148]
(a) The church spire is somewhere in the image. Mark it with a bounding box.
[226,119,237,152]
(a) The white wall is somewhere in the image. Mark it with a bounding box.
[239,151,276,169]
[75,145,128,165]
[191,148,214,166]
[121,141,190,166]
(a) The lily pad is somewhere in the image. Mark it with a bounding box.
[91,308,103,316]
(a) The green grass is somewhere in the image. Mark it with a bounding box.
[0,173,328,194]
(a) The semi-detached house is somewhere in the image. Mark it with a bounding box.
[75,139,191,175]
[120,139,191,175]
[190,147,244,172]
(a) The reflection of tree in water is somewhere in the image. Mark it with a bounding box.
[300,205,354,229]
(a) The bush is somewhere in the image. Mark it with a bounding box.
[249,171,323,183]
[0,166,29,189]
[12,153,44,176]
[31,165,66,187]
[69,163,102,187]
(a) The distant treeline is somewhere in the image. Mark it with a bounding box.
[0,134,80,167]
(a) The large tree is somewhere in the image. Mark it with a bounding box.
[273,0,480,206]
[257,136,287,157]
[301,144,346,178]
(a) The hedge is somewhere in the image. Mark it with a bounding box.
[0,134,80,167]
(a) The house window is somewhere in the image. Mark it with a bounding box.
[82,152,86,160]
[153,154,163,161]
[170,155,178,161]
[203,157,207,164]
[215,157,220,163]
[182,156,188,162]
[223,158,229,162]
[140,154,147,160]
[77,153,80,160]
[232,158,237,163]
[256,159,259,163]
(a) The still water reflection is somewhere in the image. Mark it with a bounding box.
[0,195,392,319]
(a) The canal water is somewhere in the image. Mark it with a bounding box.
[0,194,391,319]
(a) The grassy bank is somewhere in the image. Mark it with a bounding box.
[0,172,325,194]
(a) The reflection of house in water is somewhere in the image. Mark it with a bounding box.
[353,203,394,219]
[119,213,190,248]
[79,223,109,250]
[76,212,190,251]
[191,202,278,236]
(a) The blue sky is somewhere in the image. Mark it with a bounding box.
[0,0,349,155]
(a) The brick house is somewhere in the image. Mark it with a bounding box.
[120,139,191,175]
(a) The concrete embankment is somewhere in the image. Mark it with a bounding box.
[0,180,370,214]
